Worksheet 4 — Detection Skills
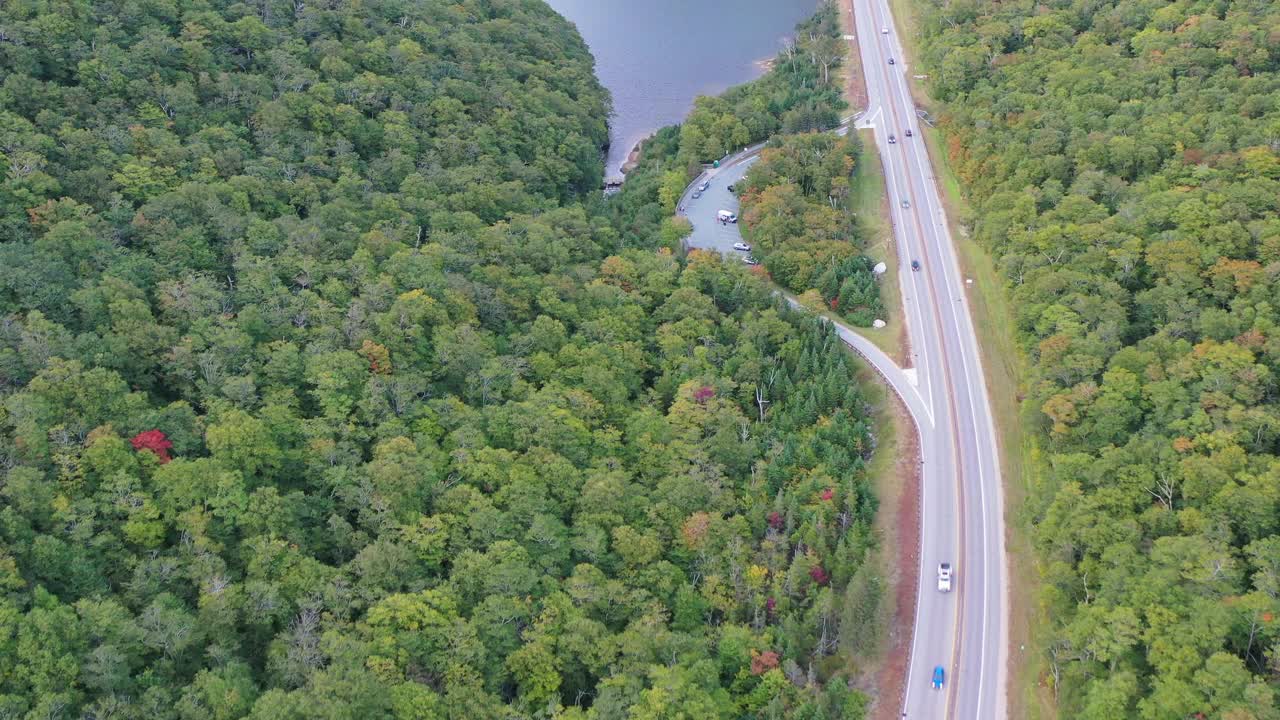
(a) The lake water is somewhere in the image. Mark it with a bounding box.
[545,0,819,180]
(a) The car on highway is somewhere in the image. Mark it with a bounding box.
[932,666,945,689]
[691,190,702,199]
[697,181,710,192]
[901,199,911,209]
[905,129,913,137]
[938,562,953,592]
[743,255,759,265]
[732,242,751,252]
[881,26,888,33]
[911,259,921,272]
[888,58,895,65]
[888,134,896,144]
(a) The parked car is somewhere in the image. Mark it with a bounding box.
[691,190,702,199]
[911,259,921,272]
[732,242,751,251]
[697,181,710,192]
[717,210,738,223]
[888,58,895,65]
[901,199,911,209]
[905,129,913,137]
[932,666,945,690]
[743,255,759,265]
[937,563,953,592]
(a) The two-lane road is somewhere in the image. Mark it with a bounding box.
[851,1,1008,717]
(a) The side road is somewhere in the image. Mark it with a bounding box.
[676,133,929,428]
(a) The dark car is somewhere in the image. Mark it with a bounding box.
[911,259,921,272]
[932,666,945,689]
[728,184,736,193]
[888,58,896,65]
[905,129,914,137]
[888,134,896,144]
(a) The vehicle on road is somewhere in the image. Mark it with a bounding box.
[691,191,701,199]
[888,134,896,144]
[905,129,913,137]
[901,199,910,209]
[743,255,759,265]
[732,242,751,251]
[697,181,710,192]
[717,210,737,223]
[888,57,895,65]
[932,666,945,690]
[938,562,953,592]
[911,259,921,272]
[881,26,888,33]
[727,184,735,193]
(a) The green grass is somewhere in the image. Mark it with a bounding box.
[852,130,907,363]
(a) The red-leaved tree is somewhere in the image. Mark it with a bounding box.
[809,565,829,586]
[131,430,173,464]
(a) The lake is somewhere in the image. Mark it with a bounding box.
[544,0,820,180]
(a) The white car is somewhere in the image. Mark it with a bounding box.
[881,27,888,34]
[743,255,759,266]
[717,210,738,223]
[697,181,710,192]
[732,242,751,252]
[937,563,953,593]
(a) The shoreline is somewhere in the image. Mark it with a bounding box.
[604,51,780,186]
[619,135,650,175]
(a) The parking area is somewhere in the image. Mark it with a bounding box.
[677,155,758,258]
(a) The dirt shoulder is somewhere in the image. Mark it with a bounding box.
[837,3,917,716]
[837,0,870,113]
[864,386,921,720]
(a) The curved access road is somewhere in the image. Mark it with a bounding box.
[677,2,1009,717]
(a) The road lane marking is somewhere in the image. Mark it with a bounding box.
[873,0,1007,712]
[861,2,970,716]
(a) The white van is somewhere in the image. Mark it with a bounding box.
[717,209,737,223]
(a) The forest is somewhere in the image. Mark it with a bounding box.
[919,0,1280,716]
[737,133,884,327]
[0,0,879,718]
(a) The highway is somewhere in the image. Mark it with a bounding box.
[851,0,1009,714]
[678,1,1009,716]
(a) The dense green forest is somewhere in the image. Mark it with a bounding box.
[674,4,847,173]
[738,133,885,327]
[919,0,1280,716]
[654,2,883,330]
[0,0,880,718]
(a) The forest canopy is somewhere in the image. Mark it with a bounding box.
[0,1,878,718]
[919,0,1280,716]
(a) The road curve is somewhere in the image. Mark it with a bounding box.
[676,2,1009,717]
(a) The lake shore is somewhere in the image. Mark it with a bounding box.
[619,135,651,175]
